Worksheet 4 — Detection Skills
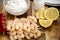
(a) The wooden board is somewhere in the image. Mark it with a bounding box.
[0,1,60,40]
[32,2,60,40]
[0,1,45,40]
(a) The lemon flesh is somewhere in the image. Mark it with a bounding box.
[39,19,53,28]
[45,7,59,20]
[36,8,45,19]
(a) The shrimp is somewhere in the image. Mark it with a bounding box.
[7,20,13,31]
[11,25,15,31]
[24,32,30,39]
[34,33,37,38]
[17,34,22,40]
[15,22,22,31]
[34,30,41,38]
[7,17,41,40]
[27,16,37,23]
[29,33,34,38]
[36,30,41,38]
[23,30,30,39]
[9,35,14,40]
[20,33,25,38]
[16,30,23,35]
[23,23,30,32]
[20,18,27,24]
[14,18,20,23]
[15,24,20,30]
[30,24,35,30]
[13,34,18,40]
[20,18,30,32]
[7,24,11,31]
[25,35,30,39]
[9,31,16,36]
[30,23,38,34]
[19,22,23,31]
[14,18,23,31]
[7,20,15,31]
[32,22,38,31]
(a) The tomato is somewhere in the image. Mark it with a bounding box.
[0,13,7,33]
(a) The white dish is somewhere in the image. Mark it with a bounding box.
[45,2,60,6]
[45,0,60,5]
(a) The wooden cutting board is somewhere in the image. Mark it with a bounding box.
[0,1,60,40]
[0,1,45,40]
[32,2,60,40]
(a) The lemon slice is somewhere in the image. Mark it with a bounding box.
[45,7,59,20]
[39,19,53,28]
[36,8,45,19]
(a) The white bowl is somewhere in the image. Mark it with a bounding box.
[3,0,30,16]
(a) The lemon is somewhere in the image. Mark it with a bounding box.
[36,8,45,19]
[39,19,53,28]
[45,7,59,20]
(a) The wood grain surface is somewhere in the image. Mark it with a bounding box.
[0,1,60,40]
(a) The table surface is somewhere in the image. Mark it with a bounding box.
[0,1,60,40]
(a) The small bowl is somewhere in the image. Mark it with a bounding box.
[3,0,30,16]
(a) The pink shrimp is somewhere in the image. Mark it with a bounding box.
[7,20,15,31]
[9,31,16,36]
[27,16,37,23]
[9,35,14,40]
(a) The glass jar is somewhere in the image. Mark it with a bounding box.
[34,0,45,10]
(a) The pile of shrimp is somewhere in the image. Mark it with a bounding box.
[7,16,41,40]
